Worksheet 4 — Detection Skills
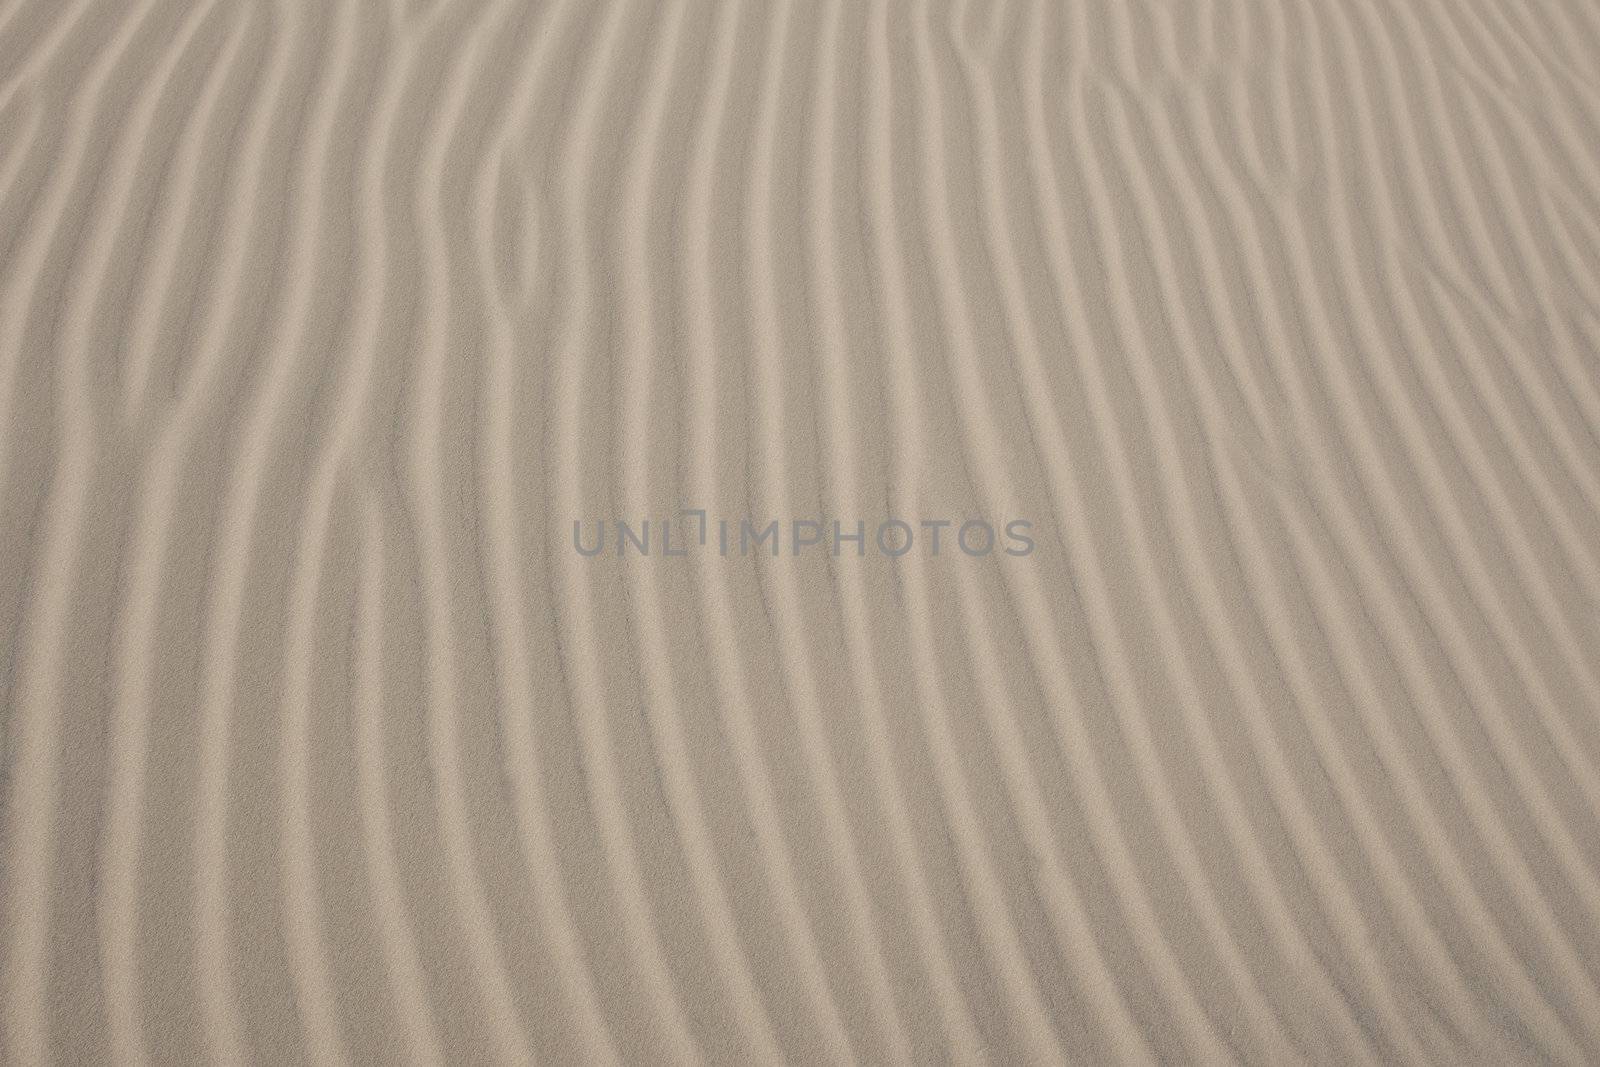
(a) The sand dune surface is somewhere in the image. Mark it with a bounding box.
[4,0,1600,1062]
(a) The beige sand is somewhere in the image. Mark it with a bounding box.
[3,0,1600,1062]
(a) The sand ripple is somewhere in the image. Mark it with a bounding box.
[3,0,1600,1062]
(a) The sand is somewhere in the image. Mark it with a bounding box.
[3,0,1600,1062]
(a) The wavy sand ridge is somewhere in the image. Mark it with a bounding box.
[3,0,1600,1063]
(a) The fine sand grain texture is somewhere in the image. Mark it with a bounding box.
[4,0,1600,1063]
